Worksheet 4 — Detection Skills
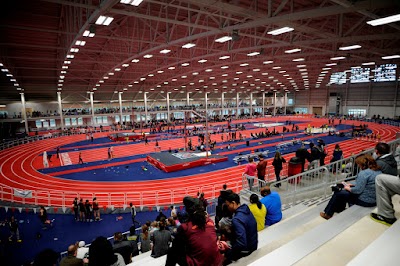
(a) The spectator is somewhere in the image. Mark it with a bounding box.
[39,206,54,228]
[320,154,381,220]
[155,210,167,222]
[166,196,223,266]
[199,193,208,209]
[89,236,125,266]
[256,154,268,186]
[72,197,79,221]
[93,197,100,221]
[249,194,267,231]
[113,232,138,264]
[244,157,257,191]
[33,249,59,266]
[260,186,282,226]
[170,205,177,218]
[79,199,85,222]
[76,241,89,259]
[272,151,286,188]
[130,203,136,224]
[8,216,21,242]
[307,143,321,170]
[215,186,232,228]
[218,203,233,229]
[224,193,258,263]
[140,225,151,253]
[295,144,310,172]
[60,244,83,266]
[374,142,398,176]
[371,173,399,226]
[85,200,92,222]
[330,144,343,163]
[317,139,327,166]
[151,217,172,258]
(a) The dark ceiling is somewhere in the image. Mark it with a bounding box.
[0,0,399,103]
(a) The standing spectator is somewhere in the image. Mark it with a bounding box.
[78,152,83,164]
[151,217,172,258]
[320,154,381,220]
[166,196,223,266]
[85,200,92,222]
[224,193,258,263]
[88,236,125,266]
[90,133,94,142]
[8,216,21,242]
[330,144,343,163]
[108,147,112,160]
[155,210,167,222]
[93,198,100,221]
[244,157,257,191]
[317,139,327,166]
[60,244,83,266]
[308,143,321,170]
[199,193,208,209]
[170,205,177,219]
[72,197,79,221]
[130,203,136,225]
[39,206,54,228]
[295,144,309,172]
[256,154,268,186]
[249,194,267,232]
[260,186,282,226]
[215,185,231,228]
[79,199,85,222]
[272,151,286,188]
[374,142,398,176]
[56,146,60,159]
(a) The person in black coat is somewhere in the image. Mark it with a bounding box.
[295,144,310,172]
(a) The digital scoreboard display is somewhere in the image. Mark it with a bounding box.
[373,64,397,82]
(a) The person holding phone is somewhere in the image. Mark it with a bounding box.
[320,154,381,220]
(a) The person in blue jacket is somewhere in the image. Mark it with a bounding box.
[260,186,282,226]
[224,193,258,264]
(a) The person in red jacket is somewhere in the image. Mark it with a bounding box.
[166,196,223,266]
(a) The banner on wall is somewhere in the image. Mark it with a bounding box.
[13,188,33,198]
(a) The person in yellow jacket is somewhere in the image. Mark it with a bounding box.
[249,194,267,231]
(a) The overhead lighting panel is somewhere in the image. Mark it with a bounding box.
[83,30,95,37]
[75,40,86,46]
[219,55,230,60]
[160,49,171,54]
[330,56,346,60]
[182,43,196,49]
[339,45,361,51]
[293,58,305,62]
[267,27,294,35]
[382,55,400,59]
[362,62,375,66]
[367,14,400,26]
[143,54,153,58]
[285,48,301,54]
[247,51,260,56]
[95,16,114,26]
[198,59,207,63]
[120,0,144,6]
[215,36,232,43]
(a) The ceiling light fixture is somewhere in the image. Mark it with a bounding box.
[382,55,400,60]
[285,48,301,54]
[198,59,207,63]
[182,43,196,49]
[95,16,114,26]
[120,0,144,6]
[143,54,153,58]
[267,26,294,35]
[215,36,233,43]
[131,59,140,63]
[292,58,305,62]
[75,40,86,46]
[247,51,260,56]
[362,62,375,66]
[339,44,361,50]
[219,55,230,60]
[160,49,171,54]
[263,61,273,64]
[367,14,400,26]
[83,30,95,37]
[330,56,346,60]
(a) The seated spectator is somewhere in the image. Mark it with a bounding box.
[140,225,151,253]
[155,210,167,222]
[76,241,89,259]
[151,217,172,258]
[89,236,125,266]
[260,186,282,226]
[371,173,399,226]
[374,142,398,176]
[166,196,223,266]
[224,193,258,263]
[33,249,59,266]
[249,194,267,231]
[113,232,138,264]
[218,203,232,229]
[60,244,83,266]
[166,217,178,236]
[320,154,381,220]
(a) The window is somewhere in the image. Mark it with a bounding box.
[77,117,83,125]
[71,118,77,125]
[348,109,366,117]
[50,119,56,127]
[294,107,308,114]
[288,99,294,105]
[35,120,42,128]
[65,118,71,126]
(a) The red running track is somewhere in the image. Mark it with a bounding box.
[0,117,397,209]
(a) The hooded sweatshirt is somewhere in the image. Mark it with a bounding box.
[376,154,398,176]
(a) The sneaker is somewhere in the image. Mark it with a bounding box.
[320,212,332,220]
[370,213,397,226]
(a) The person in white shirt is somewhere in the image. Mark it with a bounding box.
[76,241,89,259]
[170,205,177,218]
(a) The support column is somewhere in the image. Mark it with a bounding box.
[367,81,372,116]
[57,91,64,131]
[284,92,287,115]
[167,92,171,122]
[393,79,399,118]
[221,92,225,117]
[144,92,148,124]
[20,92,29,134]
[262,92,265,117]
[236,92,240,118]
[250,92,253,117]
[205,91,209,157]
[273,92,277,116]
[186,91,190,106]
[118,92,123,125]
[89,92,95,126]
